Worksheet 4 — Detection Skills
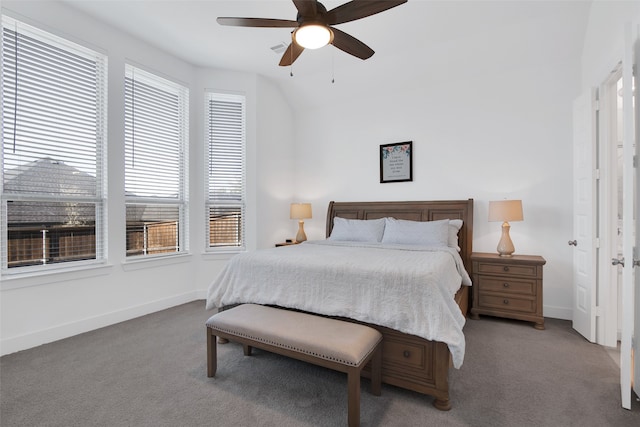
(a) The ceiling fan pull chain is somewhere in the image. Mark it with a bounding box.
[290,32,294,77]
[331,48,335,84]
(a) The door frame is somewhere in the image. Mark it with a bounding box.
[619,21,638,409]
[598,64,623,349]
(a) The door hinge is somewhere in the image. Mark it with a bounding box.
[595,169,600,180]
[595,99,600,111]
[594,306,602,317]
[634,155,637,168]
[595,237,600,248]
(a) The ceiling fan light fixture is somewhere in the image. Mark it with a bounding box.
[293,24,333,49]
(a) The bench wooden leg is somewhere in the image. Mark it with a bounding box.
[347,368,361,427]
[243,344,253,356]
[207,328,217,377]
[370,344,382,396]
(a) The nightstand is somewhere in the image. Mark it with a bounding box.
[470,252,546,330]
[275,241,299,247]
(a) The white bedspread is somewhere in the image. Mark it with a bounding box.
[205,240,472,368]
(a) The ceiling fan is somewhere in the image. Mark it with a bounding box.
[217,0,407,66]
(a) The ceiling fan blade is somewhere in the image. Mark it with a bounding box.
[279,42,305,66]
[217,17,298,28]
[292,0,317,18]
[330,27,374,60]
[326,0,407,25]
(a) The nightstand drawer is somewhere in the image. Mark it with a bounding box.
[477,276,536,296]
[475,261,539,278]
[477,294,536,314]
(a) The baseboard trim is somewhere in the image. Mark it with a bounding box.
[544,305,572,321]
[0,291,199,356]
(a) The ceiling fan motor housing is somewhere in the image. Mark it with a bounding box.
[296,2,328,23]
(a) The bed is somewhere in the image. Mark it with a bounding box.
[206,199,474,410]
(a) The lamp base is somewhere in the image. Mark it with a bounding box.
[496,222,515,257]
[295,220,307,243]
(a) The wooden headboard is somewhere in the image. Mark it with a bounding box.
[326,199,474,274]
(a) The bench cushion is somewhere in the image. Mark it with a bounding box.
[206,304,382,367]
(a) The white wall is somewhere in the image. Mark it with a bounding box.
[0,1,294,355]
[255,75,298,247]
[581,1,640,88]
[292,6,585,320]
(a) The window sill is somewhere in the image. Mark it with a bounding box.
[1,262,114,291]
[201,249,245,262]
[121,252,192,271]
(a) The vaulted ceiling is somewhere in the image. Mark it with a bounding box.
[63,0,592,109]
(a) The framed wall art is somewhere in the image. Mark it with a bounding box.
[380,141,412,183]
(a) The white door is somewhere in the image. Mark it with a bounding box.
[619,22,639,410]
[572,89,598,342]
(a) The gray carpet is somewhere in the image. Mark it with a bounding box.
[1,301,639,426]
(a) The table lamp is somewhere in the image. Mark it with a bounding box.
[290,203,312,242]
[488,200,523,257]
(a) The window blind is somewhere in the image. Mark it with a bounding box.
[1,16,107,272]
[206,93,246,249]
[124,65,189,257]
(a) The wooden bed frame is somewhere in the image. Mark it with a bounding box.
[325,199,474,411]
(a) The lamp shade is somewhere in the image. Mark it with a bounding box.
[293,24,333,49]
[290,203,312,220]
[488,200,523,222]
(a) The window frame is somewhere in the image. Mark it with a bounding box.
[204,92,247,252]
[124,64,189,260]
[0,15,108,276]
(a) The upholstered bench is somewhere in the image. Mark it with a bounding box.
[206,304,383,427]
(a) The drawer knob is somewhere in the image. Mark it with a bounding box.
[503,299,509,305]
[503,266,510,272]
[503,282,509,288]
[403,350,411,358]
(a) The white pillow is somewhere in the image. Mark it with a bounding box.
[381,218,449,246]
[329,217,386,242]
[449,219,463,251]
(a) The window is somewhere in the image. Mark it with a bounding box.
[1,16,107,272]
[124,65,189,257]
[205,93,246,250]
